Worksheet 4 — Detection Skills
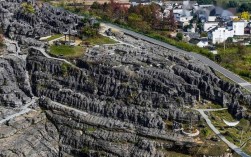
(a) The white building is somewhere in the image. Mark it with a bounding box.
[233,21,245,36]
[208,21,246,44]
[204,22,219,31]
[208,27,234,44]
[177,16,193,27]
[208,16,217,22]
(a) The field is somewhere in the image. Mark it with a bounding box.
[217,45,251,83]
[49,45,85,58]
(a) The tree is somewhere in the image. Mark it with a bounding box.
[197,0,214,5]
[201,32,208,37]
[238,3,251,12]
[176,33,183,41]
[91,1,101,9]
[227,1,238,8]
[226,37,233,43]
[166,10,177,31]
[93,22,100,29]
[128,13,143,25]
[82,26,97,37]
[240,11,250,20]
[128,13,150,32]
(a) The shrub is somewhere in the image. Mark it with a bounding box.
[21,2,35,14]
[176,32,183,41]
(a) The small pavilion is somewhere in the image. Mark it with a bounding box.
[63,29,78,44]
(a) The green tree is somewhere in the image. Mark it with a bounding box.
[82,26,97,37]
[238,3,251,12]
[227,1,238,8]
[176,33,183,41]
[226,37,233,43]
[201,32,208,37]
[197,0,213,5]
[93,22,100,29]
[91,1,101,9]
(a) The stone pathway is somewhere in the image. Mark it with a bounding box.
[0,97,38,125]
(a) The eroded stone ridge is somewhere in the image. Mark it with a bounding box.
[0,0,83,46]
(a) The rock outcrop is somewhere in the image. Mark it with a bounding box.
[0,55,32,107]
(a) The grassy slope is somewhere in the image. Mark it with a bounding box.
[217,46,251,83]
[50,45,85,58]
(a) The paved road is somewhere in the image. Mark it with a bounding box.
[196,109,250,157]
[0,98,38,125]
[103,23,251,93]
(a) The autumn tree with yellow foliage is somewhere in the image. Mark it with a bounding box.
[240,11,250,20]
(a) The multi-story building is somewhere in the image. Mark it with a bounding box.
[208,27,234,44]
[233,21,245,36]
[208,21,246,44]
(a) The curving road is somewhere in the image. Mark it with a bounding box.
[103,23,251,93]
[195,109,250,157]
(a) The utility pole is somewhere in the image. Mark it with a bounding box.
[223,31,226,52]
[224,40,226,52]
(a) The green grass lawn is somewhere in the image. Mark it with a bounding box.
[83,35,117,45]
[196,102,223,109]
[49,45,85,58]
[46,34,63,41]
